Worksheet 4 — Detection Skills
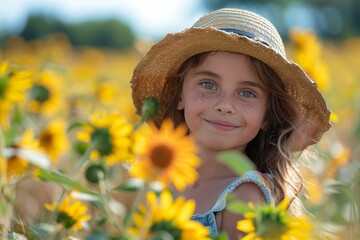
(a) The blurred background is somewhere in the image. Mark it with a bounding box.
[0,0,359,239]
[1,0,360,46]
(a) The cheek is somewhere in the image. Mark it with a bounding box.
[242,103,267,119]
[178,90,209,110]
[184,91,213,106]
[182,93,213,122]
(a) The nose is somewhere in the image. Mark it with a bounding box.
[214,92,236,114]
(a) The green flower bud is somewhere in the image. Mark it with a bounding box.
[141,97,159,120]
[85,163,107,184]
[73,140,89,155]
[91,127,112,156]
[30,84,50,103]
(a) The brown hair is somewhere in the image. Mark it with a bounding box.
[161,51,304,215]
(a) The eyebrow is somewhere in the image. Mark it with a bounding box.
[193,70,266,91]
[193,70,220,79]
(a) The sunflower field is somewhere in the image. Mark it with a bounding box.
[0,30,359,240]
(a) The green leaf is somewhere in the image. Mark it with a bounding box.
[29,223,57,238]
[0,201,6,215]
[36,168,98,196]
[8,231,28,240]
[67,120,88,133]
[217,151,255,176]
[86,231,109,240]
[227,201,253,215]
[149,231,174,240]
[212,232,229,240]
[112,178,144,192]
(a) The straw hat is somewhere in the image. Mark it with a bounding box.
[131,8,331,142]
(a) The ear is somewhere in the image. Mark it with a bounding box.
[177,96,184,110]
[261,116,268,130]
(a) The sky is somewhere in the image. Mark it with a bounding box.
[0,0,206,40]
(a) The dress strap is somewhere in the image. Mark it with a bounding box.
[211,170,274,212]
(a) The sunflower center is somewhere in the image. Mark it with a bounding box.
[30,84,50,103]
[91,127,112,156]
[150,220,182,240]
[39,131,53,148]
[150,144,174,169]
[56,211,76,229]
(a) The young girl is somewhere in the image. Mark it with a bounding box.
[130,8,331,239]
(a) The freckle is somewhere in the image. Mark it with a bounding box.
[243,105,254,113]
[192,93,208,101]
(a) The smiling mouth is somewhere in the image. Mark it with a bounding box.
[205,119,239,131]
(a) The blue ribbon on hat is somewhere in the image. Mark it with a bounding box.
[220,28,270,47]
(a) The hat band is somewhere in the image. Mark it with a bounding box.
[220,28,270,47]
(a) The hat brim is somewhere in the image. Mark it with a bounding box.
[131,27,331,138]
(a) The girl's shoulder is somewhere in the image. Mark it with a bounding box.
[236,170,274,193]
[212,170,274,212]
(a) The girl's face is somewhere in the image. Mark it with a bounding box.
[177,52,268,152]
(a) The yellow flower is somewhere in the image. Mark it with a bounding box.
[94,82,116,105]
[0,61,34,128]
[302,167,323,205]
[39,119,69,164]
[326,144,350,178]
[6,155,29,178]
[289,29,329,92]
[129,119,200,191]
[28,70,65,116]
[237,198,311,240]
[0,156,6,177]
[3,129,48,178]
[45,194,91,231]
[76,111,133,165]
[129,190,210,240]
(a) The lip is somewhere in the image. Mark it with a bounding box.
[205,119,239,131]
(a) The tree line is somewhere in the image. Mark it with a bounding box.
[1,15,135,50]
[201,0,360,39]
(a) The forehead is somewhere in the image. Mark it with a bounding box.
[189,52,260,80]
[203,51,252,65]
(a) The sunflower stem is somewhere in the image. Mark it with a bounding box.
[123,181,149,230]
[98,174,121,233]
[70,143,95,178]
[133,116,147,132]
[49,188,68,225]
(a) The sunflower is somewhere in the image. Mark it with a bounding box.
[326,144,350,178]
[289,29,329,92]
[28,69,64,116]
[3,129,49,178]
[39,119,69,164]
[0,156,6,177]
[45,194,91,231]
[237,198,311,240]
[0,61,34,128]
[93,81,117,105]
[129,119,200,191]
[5,155,28,178]
[129,190,210,240]
[76,111,133,165]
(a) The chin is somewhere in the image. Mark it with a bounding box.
[203,141,240,152]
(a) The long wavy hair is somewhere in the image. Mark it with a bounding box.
[161,51,304,215]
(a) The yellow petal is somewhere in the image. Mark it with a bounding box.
[237,219,255,232]
[240,232,257,240]
[277,197,290,211]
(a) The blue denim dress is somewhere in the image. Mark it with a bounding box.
[191,170,274,236]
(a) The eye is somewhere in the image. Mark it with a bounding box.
[200,81,216,90]
[238,90,256,98]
